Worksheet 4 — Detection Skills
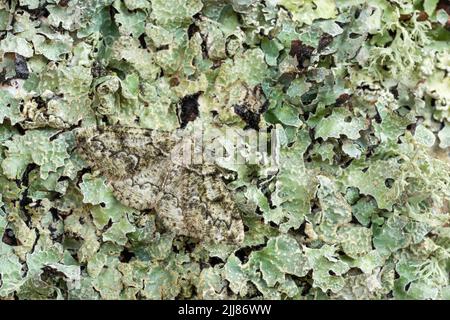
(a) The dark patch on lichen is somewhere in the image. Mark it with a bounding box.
[290,40,315,69]
[20,5,50,20]
[318,33,333,52]
[208,256,223,267]
[335,93,352,106]
[58,0,70,7]
[119,248,136,263]
[234,104,261,130]
[187,22,200,39]
[179,93,201,128]
[2,228,18,246]
[15,54,29,79]
[138,34,147,49]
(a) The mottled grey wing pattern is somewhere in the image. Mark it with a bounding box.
[74,126,244,244]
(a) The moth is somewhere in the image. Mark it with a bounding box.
[74,126,244,244]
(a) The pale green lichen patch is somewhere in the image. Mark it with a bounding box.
[0,0,449,300]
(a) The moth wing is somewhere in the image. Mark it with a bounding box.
[155,165,244,245]
[109,160,170,210]
[75,127,244,244]
[75,126,167,179]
